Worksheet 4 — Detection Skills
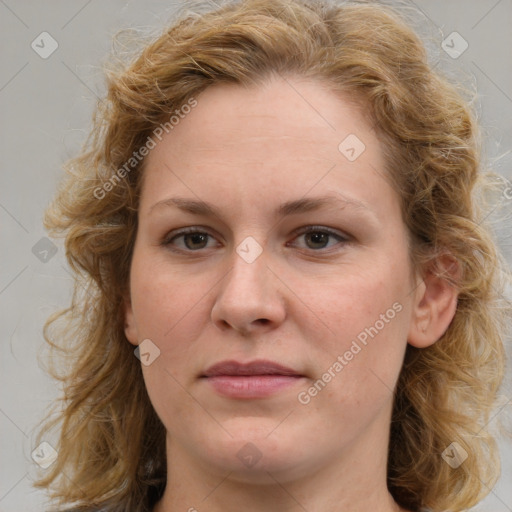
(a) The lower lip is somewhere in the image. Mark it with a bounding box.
[203,375,303,398]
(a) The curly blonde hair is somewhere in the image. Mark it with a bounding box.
[36,1,509,511]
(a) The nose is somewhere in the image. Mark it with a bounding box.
[210,242,286,336]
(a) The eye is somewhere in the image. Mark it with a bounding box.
[289,226,349,251]
[162,226,349,254]
[162,227,218,252]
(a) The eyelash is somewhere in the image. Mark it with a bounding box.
[161,226,350,254]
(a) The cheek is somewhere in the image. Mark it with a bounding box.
[129,250,218,391]
[130,251,204,339]
[300,260,408,343]
[297,259,410,405]
[130,260,212,426]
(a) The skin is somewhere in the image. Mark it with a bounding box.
[124,75,458,512]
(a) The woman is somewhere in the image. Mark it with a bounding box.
[36,1,509,511]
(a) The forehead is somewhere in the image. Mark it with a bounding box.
[157,77,370,155]
[139,76,397,219]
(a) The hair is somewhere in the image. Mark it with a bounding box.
[36,1,509,511]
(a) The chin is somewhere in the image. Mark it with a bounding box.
[196,428,325,484]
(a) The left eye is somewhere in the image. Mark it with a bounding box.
[290,227,348,250]
[162,226,348,253]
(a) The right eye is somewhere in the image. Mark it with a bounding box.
[162,227,220,253]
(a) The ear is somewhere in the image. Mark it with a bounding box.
[123,293,139,346]
[408,254,460,348]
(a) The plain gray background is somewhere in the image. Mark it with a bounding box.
[1,0,511,510]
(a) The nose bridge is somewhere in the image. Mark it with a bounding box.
[211,236,285,332]
[224,236,270,303]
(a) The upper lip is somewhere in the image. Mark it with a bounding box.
[201,359,302,377]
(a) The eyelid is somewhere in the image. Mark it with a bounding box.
[162,226,221,248]
[290,225,350,241]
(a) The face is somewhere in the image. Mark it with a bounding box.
[124,76,421,483]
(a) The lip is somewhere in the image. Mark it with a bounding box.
[200,359,304,399]
[202,359,302,377]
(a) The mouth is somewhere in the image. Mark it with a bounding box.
[201,359,303,378]
[200,359,305,399]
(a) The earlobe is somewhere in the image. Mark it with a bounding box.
[123,295,139,346]
[408,255,460,349]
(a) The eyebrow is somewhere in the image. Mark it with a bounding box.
[148,194,374,219]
